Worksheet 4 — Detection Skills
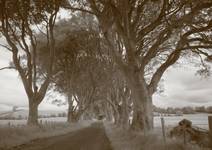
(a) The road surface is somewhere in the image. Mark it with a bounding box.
[8,122,113,150]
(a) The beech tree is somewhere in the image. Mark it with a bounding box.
[36,14,114,122]
[69,0,212,131]
[0,0,64,125]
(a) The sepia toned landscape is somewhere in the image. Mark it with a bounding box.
[0,0,212,150]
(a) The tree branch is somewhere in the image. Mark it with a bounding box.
[0,66,16,71]
[0,44,12,52]
[63,5,94,14]
[141,28,172,68]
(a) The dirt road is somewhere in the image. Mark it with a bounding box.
[8,122,113,150]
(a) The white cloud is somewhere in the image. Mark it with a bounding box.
[153,67,212,108]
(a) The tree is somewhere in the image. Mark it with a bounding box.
[195,106,206,113]
[182,107,195,114]
[70,0,212,131]
[206,106,212,113]
[0,0,63,125]
[36,13,115,122]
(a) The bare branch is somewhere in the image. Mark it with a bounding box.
[0,66,16,71]
[141,28,172,68]
[63,5,94,14]
[0,43,12,52]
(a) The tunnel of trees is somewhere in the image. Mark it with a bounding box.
[0,0,212,132]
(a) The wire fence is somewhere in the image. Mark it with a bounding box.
[159,116,212,149]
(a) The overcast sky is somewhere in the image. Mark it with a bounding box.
[154,67,212,108]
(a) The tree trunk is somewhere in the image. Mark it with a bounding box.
[145,96,153,129]
[67,111,79,123]
[126,72,153,131]
[27,101,39,126]
[104,108,111,121]
[113,107,120,125]
[67,94,79,123]
[120,99,129,129]
[130,96,153,131]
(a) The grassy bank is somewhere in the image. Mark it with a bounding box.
[104,122,209,150]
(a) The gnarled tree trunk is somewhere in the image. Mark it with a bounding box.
[130,95,153,131]
[127,71,153,131]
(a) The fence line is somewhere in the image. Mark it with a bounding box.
[159,116,211,148]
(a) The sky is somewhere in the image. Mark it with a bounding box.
[153,67,212,108]
[1,46,212,111]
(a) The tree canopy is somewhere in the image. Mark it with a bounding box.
[0,0,212,130]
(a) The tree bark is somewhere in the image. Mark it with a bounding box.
[113,107,120,125]
[105,104,113,121]
[126,71,153,131]
[131,96,153,129]
[27,101,39,126]
[130,91,153,131]
[67,94,78,123]
[67,111,80,123]
[120,99,129,129]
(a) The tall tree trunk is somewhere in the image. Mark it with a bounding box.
[120,98,129,129]
[130,95,153,131]
[113,107,120,125]
[105,104,113,121]
[127,72,153,131]
[145,96,153,129]
[67,94,78,123]
[68,111,79,122]
[67,94,83,122]
[27,101,39,126]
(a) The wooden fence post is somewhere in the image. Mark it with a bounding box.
[8,122,11,128]
[208,116,212,148]
[161,117,166,144]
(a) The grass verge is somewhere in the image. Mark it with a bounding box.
[0,120,92,149]
[104,122,209,150]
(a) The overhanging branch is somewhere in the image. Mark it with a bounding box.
[0,66,16,71]
[63,5,94,14]
[0,43,12,52]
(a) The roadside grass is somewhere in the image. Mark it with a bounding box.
[0,120,92,149]
[104,122,209,150]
